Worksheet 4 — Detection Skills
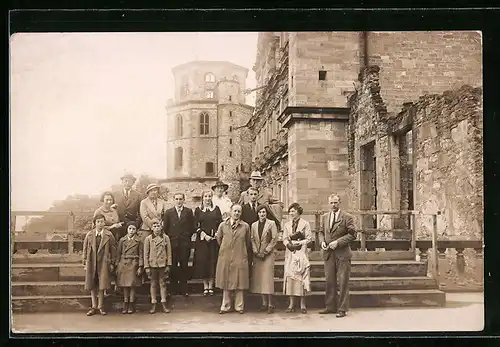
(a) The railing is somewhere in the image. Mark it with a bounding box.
[11,210,483,288]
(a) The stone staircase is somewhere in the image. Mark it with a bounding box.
[11,251,446,313]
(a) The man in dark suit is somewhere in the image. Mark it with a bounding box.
[163,192,196,296]
[318,194,356,318]
[240,187,260,278]
[114,173,143,239]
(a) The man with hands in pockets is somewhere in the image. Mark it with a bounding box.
[318,194,357,318]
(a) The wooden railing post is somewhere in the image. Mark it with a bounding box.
[67,212,75,254]
[410,212,416,253]
[431,213,439,286]
[314,212,321,251]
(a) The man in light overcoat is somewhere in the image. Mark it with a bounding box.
[318,194,356,318]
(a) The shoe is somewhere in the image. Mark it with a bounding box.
[184,292,189,297]
[319,309,336,314]
[336,311,347,318]
[267,306,274,314]
[161,302,171,313]
[237,310,244,314]
[127,302,135,314]
[301,308,307,314]
[122,302,129,314]
[219,309,230,314]
[86,308,97,316]
[208,289,214,296]
[258,305,267,312]
[285,307,295,313]
[98,308,107,315]
[203,289,209,296]
[149,303,157,314]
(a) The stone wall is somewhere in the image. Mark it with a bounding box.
[288,32,360,108]
[409,85,483,239]
[287,116,350,213]
[366,31,482,113]
[348,65,483,241]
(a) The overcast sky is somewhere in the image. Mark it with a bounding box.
[10,32,259,211]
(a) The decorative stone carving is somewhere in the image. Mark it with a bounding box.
[263,146,271,161]
[270,138,279,154]
[278,129,287,148]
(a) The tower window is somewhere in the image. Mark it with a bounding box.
[319,70,327,81]
[229,111,233,117]
[229,138,233,145]
[229,151,233,157]
[228,96,232,101]
[206,162,214,176]
[200,112,210,135]
[176,114,183,137]
[236,166,239,173]
[205,91,214,99]
[205,73,216,83]
[229,126,233,132]
[174,147,183,170]
[221,165,224,172]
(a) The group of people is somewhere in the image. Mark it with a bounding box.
[82,171,356,318]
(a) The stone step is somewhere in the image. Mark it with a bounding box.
[11,250,415,264]
[11,260,427,282]
[11,289,446,313]
[11,276,437,297]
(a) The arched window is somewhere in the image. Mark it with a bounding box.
[176,114,183,137]
[174,147,183,170]
[205,90,214,99]
[199,112,210,135]
[205,73,216,83]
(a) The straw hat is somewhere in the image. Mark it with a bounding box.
[249,171,264,180]
[145,183,160,194]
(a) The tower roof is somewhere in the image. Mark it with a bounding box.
[172,60,249,75]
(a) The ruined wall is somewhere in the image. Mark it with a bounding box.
[409,85,483,239]
[366,31,482,113]
[348,65,483,240]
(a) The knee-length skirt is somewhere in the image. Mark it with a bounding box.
[250,253,275,294]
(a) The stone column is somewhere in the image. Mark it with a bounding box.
[281,109,350,215]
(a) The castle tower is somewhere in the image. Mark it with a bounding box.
[163,61,254,205]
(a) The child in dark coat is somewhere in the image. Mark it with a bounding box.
[116,221,143,314]
[144,219,172,314]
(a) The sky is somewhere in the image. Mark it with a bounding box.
[10,32,259,211]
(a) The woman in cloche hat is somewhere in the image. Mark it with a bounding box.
[211,180,233,220]
[138,183,169,243]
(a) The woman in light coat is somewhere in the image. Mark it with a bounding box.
[250,204,278,313]
[282,202,312,314]
[139,183,169,242]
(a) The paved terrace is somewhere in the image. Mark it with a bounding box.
[11,293,483,333]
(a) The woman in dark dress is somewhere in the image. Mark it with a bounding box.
[192,190,223,296]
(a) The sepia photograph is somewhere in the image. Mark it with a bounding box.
[10,30,484,334]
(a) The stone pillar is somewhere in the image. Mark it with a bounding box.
[281,109,350,215]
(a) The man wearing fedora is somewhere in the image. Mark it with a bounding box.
[115,172,144,240]
[211,180,233,220]
[238,171,283,227]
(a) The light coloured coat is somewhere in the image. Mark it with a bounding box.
[282,218,312,293]
[250,219,278,294]
[139,197,169,230]
[215,219,251,290]
[143,233,173,269]
[82,229,117,291]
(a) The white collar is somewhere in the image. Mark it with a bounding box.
[95,229,103,236]
[176,206,183,212]
[202,204,216,212]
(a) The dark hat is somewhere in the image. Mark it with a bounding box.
[211,180,229,191]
